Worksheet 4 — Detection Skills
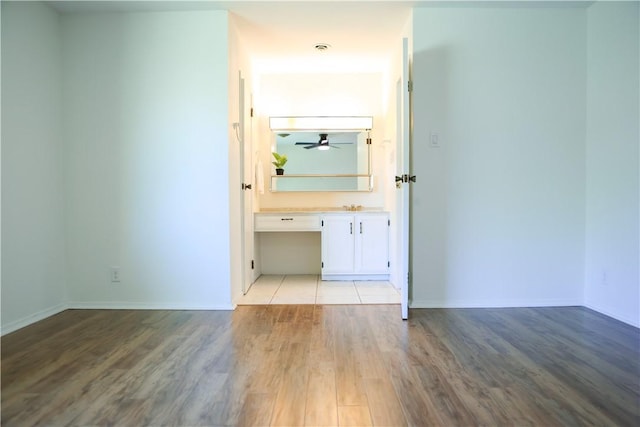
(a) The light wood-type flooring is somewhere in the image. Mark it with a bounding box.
[2,305,639,426]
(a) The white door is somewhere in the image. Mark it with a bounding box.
[397,37,412,320]
[356,214,390,274]
[239,72,254,295]
[321,215,355,275]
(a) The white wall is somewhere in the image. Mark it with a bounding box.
[1,2,68,334]
[62,10,232,309]
[584,2,639,327]
[411,6,587,307]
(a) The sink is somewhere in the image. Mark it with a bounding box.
[343,204,363,211]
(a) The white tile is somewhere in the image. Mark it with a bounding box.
[281,275,318,287]
[316,295,361,305]
[245,288,278,299]
[242,275,401,306]
[318,280,355,288]
[316,283,360,304]
[355,287,399,297]
[355,282,399,304]
[276,285,316,298]
[354,280,394,288]
[250,279,281,289]
[359,294,401,304]
[247,281,280,295]
[254,275,285,286]
[316,286,358,298]
[249,285,280,293]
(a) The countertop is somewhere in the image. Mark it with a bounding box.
[258,206,385,213]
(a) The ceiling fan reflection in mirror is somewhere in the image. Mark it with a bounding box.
[294,133,352,150]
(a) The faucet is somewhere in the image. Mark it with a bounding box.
[343,204,363,211]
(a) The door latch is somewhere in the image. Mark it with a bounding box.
[395,174,416,184]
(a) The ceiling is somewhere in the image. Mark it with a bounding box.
[229,2,413,73]
[46,1,590,74]
[49,1,414,73]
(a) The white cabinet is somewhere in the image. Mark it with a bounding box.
[321,215,355,275]
[321,213,390,280]
[356,214,391,274]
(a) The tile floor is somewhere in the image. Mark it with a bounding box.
[236,274,401,305]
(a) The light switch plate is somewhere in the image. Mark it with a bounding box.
[430,132,440,148]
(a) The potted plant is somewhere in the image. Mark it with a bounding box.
[272,152,288,175]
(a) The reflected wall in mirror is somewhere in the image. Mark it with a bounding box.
[272,131,371,192]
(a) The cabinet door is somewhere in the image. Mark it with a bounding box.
[356,214,390,274]
[321,215,355,274]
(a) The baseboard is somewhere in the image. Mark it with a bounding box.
[1,303,68,336]
[583,303,640,328]
[410,298,583,309]
[409,299,639,329]
[68,302,235,311]
[2,302,235,335]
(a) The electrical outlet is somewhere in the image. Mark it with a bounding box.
[111,267,121,283]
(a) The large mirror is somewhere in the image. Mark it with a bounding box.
[268,116,374,192]
[271,131,371,192]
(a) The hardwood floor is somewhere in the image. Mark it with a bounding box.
[2,305,639,426]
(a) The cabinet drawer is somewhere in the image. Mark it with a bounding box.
[255,214,321,232]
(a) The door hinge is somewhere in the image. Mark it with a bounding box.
[388,261,390,268]
[251,260,254,269]
[321,220,324,227]
[250,107,254,117]
[388,219,390,226]
[408,80,413,92]
[321,261,324,268]
[242,183,252,190]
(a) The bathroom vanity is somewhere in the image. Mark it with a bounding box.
[254,210,390,280]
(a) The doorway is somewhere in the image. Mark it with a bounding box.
[229,5,413,311]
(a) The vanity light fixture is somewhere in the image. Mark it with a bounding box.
[269,116,373,131]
